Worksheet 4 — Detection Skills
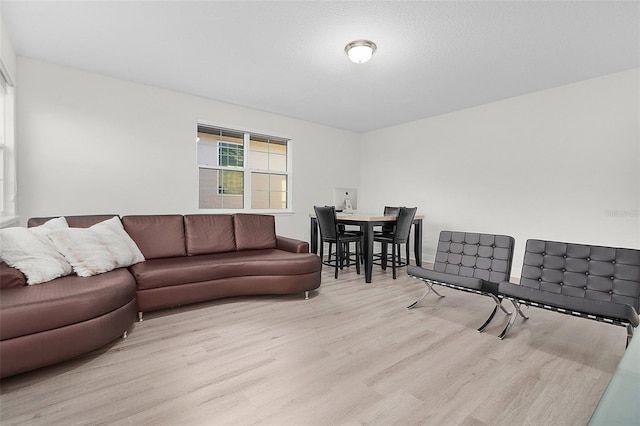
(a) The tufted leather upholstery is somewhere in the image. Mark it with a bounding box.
[407,231,515,322]
[431,231,515,286]
[500,239,640,328]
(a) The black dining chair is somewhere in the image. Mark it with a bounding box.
[373,206,417,279]
[314,206,362,279]
[374,206,402,266]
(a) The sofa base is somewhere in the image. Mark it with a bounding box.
[137,272,321,314]
[0,299,137,378]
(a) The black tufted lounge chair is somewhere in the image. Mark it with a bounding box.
[407,231,516,332]
[498,239,640,346]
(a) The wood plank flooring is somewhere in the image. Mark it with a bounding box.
[0,266,626,425]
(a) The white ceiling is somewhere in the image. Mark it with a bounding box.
[2,1,639,133]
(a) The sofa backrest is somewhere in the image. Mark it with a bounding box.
[0,262,27,288]
[121,215,187,259]
[433,230,515,284]
[234,214,277,251]
[28,215,118,228]
[520,239,640,312]
[184,214,236,255]
[25,213,278,259]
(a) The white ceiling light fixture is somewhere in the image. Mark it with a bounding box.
[345,40,377,64]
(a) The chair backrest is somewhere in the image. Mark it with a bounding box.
[393,207,417,243]
[382,206,400,232]
[314,205,338,240]
[433,231,515,283]
[520,239,640,312]
[384,206,401,215]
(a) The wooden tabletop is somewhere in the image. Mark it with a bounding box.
[309,213,425,221]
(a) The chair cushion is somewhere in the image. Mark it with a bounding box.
[499,281,639,327]
[184,214,236,255]
[407,265,484,291]
[131,249,321,290]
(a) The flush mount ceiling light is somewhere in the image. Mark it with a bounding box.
[345,40,377,64]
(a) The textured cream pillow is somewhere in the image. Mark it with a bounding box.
[48,216,145,277]
[0,217,73,285]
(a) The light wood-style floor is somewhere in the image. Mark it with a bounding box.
[0,266,626,425]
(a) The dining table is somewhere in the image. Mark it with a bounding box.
[309,212,424,283]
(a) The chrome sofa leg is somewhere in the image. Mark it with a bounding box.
[626,324,634,348]
[122,331,128,339]
[305,291,309,300]
[138,312,143,322]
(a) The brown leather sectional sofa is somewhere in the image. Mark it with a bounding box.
[0,214,322,378]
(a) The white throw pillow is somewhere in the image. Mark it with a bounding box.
[0,217,73,285]
[48,216,145,277]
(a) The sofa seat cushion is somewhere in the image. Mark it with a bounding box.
[0,268,136,340]
[499,281,640,327]
[131,249,322,290]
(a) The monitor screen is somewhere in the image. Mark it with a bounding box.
[333,188,358,211]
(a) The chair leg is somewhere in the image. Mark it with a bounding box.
[392,243,397,279]
[381,243,388,270]
[334,241,340,279]
[498,299,528,339]
[477,294,510,333]
[627,324,634,348]
[343,242,350,267]
[325,242,331,264]
[405,242,410,267]
[407,280,445,309]
[355,241,361,275]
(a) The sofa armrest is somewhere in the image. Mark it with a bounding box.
[0,262,27,289]
[276,236,309,254]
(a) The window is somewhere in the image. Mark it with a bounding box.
[0,82,5,214]
[0,68,16,222]
[197,124,290,210]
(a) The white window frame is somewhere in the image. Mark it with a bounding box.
[215,140,244,196]
[0,69,17,228]
[197,123,293,213]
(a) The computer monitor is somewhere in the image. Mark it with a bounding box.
[333,188,358,212]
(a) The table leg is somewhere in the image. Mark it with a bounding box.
[414,219,422,267]
[310,218,318,254]
[363,222,374,283]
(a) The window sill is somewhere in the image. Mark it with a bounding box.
[197,209,295,216]
[0,215,20,228]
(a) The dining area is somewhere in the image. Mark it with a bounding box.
[309,207,424,283]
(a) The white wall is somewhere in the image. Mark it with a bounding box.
[16,58,361,241]
[360,68,640,276]
[16,59,640,276]
[0,7,17,84]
